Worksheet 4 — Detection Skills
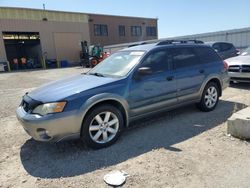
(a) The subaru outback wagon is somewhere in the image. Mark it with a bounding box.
[16,40,229,149]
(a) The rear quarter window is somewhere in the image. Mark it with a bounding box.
[195,47,221,64]
[220,43,234,51]
[171,47,200,69]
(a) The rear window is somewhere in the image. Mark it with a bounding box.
[195,47,221,64]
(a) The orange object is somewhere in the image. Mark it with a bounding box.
[21,57,27,64]
[91,59,98,66]
[103,52,110,59]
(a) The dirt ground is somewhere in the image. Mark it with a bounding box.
[0,67,250,188]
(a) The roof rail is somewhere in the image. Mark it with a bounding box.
[128,42,148,48]
[157,40,204,46]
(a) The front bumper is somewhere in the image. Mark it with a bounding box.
[228,72,250,82]
[16,106,81,142]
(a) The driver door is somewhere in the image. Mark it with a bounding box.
[128,48,177,117]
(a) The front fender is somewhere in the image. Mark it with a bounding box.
[77,93,130,127]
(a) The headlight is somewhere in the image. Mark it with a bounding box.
[32,102,66,116]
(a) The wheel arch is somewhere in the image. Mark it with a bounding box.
[199,76,222,99]
[208,78,222,96]
[79,94,129,136]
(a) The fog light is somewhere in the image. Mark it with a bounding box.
[37,128,51,140]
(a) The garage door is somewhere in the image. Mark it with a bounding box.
[54,32,82,64]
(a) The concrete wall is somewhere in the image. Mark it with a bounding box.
[88,14,158,46]
[104,27,250,54]
[168,27,250,49]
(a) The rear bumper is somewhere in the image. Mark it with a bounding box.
[222,73,230,90]
[16,106,81,142]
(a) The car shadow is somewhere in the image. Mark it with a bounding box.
[20,100,247,179]
[229,82,250,90]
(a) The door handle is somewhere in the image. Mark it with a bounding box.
[199,69,205,74]
[166,76,174,81]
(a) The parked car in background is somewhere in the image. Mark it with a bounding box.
[226,47,250,82]
[16,40,229,149]
[206,42,239,60]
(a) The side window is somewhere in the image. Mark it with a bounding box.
[213,43,221,52]
[221,43,233,51]
[171,47,200,69]
[194,47,221,64]
[140,50,170,73]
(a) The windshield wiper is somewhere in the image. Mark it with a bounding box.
[89,72,105,77]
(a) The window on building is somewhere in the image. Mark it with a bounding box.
[94,24,108,36]
[118,25,125,36]
[146,26,157,36]
[131,26,142,36]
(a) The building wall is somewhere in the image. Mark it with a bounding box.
[0,7,90,62]
[0,32,6,62]
[168,27,250,49]
[53,32,83,63]
[0,7,158,63]
[88,14,158,46]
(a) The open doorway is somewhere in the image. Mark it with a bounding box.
[3,32,42,70]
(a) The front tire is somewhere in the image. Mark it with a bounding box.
[196,82,219,112]
[81,105,124,149]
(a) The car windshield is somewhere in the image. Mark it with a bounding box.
[241,47,250,56]
[88,51,145,77]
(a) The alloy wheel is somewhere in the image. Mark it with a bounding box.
[89,111,119,144]
[204,86,218,108]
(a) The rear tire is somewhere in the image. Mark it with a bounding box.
[196,82,219,112]
[81,105,124,149]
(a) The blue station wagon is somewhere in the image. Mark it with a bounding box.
[16,40,229,148]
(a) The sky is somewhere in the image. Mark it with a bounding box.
[0,0,250,38]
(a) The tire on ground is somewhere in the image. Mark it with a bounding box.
[196,81,219,112]
[81,104,124,149]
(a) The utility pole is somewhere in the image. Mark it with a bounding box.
[43,3,46,10]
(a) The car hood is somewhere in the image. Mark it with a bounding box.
[28,74,120,102]
[226,55,250,66]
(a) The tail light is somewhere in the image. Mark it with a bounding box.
[223,61,229,70]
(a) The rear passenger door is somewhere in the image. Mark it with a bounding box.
[171,47,205,102]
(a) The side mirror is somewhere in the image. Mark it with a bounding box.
[137,67,152,76]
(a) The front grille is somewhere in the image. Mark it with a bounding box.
[229,65,250,73]
[242,65,250,73]
[22,100,30,112]
[21,95,42,113]
[228,65,240,72]
[231,77,250,82]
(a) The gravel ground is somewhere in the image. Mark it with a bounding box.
[0,67,250,188]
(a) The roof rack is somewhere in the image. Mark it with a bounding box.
[157,40,204,46]
[128,42,148,48]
